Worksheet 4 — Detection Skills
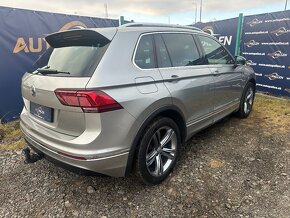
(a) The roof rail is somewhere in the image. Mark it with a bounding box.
[122,23,202,32]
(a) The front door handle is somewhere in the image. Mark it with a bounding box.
[171,75,179,79]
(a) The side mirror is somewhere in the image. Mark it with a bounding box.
[235,56,247,66]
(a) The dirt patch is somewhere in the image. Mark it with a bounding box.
[0,94,289,217]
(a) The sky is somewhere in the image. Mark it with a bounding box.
[0,0,288,25]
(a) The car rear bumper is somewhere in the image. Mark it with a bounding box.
[21,122,129,177]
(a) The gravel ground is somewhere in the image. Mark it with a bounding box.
[0,95,290,217]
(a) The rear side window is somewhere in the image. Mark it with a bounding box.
[134,35,156,69]
[29,31,110,77]
[154,34,172,68]
[198,35,234,65]
[162,33,202,67]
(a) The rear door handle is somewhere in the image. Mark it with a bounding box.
[213,70,220,76]
[169,74,180,82]
[169,75,179,82]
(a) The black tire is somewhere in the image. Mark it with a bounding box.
[236,82,255,118]
[135,117,181,185]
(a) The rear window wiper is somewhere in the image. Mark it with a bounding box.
[35,67,70,75]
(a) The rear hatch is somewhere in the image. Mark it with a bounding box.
[22,28,115,136]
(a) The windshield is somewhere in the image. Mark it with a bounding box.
[29,36,110,77]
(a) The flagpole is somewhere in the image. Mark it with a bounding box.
[194,1,197,24]
[200,0,203,22]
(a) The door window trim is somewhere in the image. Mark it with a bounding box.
[132,31,207,71]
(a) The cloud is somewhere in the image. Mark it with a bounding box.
[204,0,279,13]
[0,0,280,19]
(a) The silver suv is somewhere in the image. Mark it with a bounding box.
[21,23,256,184]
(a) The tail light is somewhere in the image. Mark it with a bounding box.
[55,90,123,113]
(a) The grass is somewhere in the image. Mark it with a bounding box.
[0,94,289,151]
[249,94,290,135]
[0,121,25,150]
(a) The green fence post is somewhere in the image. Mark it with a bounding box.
[119,16,125,26]
[235,13,244,57]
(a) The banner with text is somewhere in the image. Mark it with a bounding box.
[194,11,290,98]
[242,11,290,97]
[194,17,238,55]
[0,7,119,122]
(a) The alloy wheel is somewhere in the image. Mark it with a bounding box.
[145,126,177,176]
[244,86,254,114]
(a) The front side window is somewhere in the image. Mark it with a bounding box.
[198,35,234,65]
[134,35,156,69]
[162,33,202,67]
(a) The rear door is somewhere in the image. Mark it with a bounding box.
[155,33,214,135]
[21,29,113,136]
[196,35,243,120]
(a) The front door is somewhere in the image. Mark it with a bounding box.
[196,35,244,121]
[154,33,215,136]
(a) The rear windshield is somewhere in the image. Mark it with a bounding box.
[29,33,110,77]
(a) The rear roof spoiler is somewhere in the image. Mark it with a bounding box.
[45,29,114,48]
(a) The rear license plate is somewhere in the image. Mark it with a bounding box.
[30,102,53,122]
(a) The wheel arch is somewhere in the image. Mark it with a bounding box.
[125,105,186,176]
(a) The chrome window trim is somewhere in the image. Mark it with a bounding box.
[132,31,206,71]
